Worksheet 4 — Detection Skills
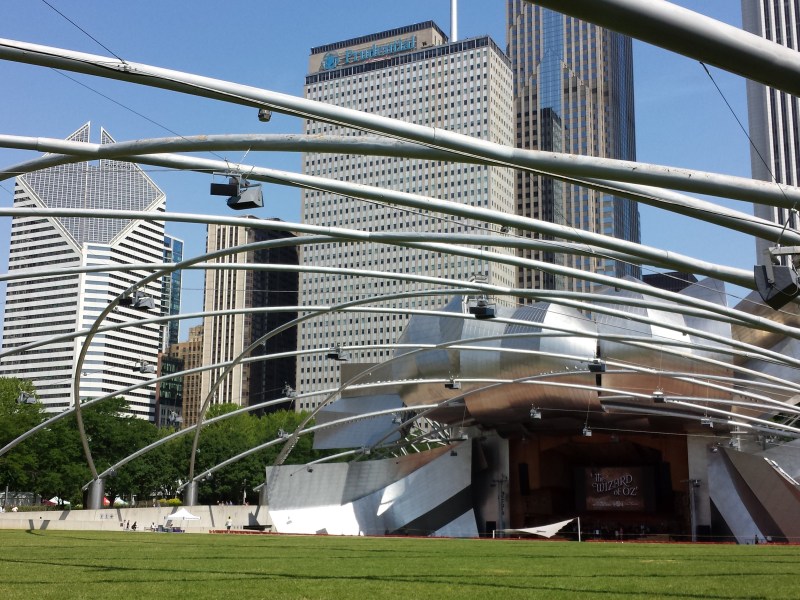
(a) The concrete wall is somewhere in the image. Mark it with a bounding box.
[0,504,272,533]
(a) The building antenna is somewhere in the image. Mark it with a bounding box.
[451,0,458,42]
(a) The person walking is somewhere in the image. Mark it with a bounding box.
[226,516,232,532]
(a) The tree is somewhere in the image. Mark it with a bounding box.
[0,378,45,496]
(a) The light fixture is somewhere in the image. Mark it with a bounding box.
[135,360,156,374]
[257,108,272,122]
[444,377,461,390]
[587,359,606,373]
[283,384,297,399]
[361,446,371,456]
[325,344,349,361]
[277,428,290,440]
[652,389,665,403]
[119,290,155,310]
[582,425,592,437]
[306,466,313,473]
[391,413,402,425]
[16,391,36,404]
[468,295,495,319]
[530,406,542,420]
[754,246,800,309]
[210,173,263,210]
[701,417,714,428]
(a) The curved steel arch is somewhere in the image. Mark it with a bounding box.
[6,207,800,344]
[0,203,756,304]
[2,134,797,248]
[4,234,800,479]
[7,282,787,464]
[269,308,800,472]
[15,203,791,487]
[2,29,800,209]
[0,162,759,290]
[0,3,796,510]
[84,326,800,492]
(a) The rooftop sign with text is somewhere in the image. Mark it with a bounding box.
[320,35,418,71]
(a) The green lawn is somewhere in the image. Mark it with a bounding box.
[0,530,798,599]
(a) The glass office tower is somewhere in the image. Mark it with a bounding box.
[507,1,640,291]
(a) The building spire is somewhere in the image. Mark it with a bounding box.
[451,0,458,42]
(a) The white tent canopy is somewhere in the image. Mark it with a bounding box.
[165,507,200,520]
[498,517,576,539]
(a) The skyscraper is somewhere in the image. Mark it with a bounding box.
[199,219,298,414]
[167,324,204,427]
[742,0,800,262]
[0,123,165,419]
[162,234,183,349]
[299,22,515,404]
[507,2,640,291]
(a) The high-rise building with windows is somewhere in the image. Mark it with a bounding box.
[742,0,800,262]
[299,22,515,405]
[199,219,298,414]
[507,2,640,291]
[162,234,183,349]
[0,123,164,419]
[155,352,183,428]
[167,323,204,427]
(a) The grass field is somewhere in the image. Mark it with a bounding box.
[1,531,799,599]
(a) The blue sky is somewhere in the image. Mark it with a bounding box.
[0,1,754,338]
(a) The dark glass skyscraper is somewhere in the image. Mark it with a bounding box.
[507,1,640,292]
[162,235,183,349]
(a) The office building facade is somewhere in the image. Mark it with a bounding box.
[0,124,164,419]
[299,22,516,404]
[167,324,204,427]
[507,2,640,291]
[199,220,298,414]
[742,0,800,262]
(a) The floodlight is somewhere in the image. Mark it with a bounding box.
[530,406,542,420]
[210,174,263,210]
[701,417,714,428]
[134,359,155,374]
[258,108,272,122]
[119,290,155,310]
[228,185,263,210]
[469,295,495,319]
[444,377,461,390]
[582,425,592,437]
[588,359,606,373]
[16,391,36,404]
[326,344,349,361]
[754,246,800,309]
[210,181,239,196]
[652,389,665,403]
